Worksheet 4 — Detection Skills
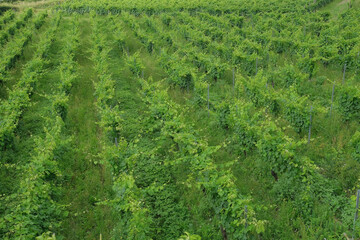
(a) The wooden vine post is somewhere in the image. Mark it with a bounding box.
[245,205,248,229]
[232,67,235,89]
[308,105,313,144]
[244,205,248,239]
[330,81,335,117]
[207,84,210,116]
[342,63,347,84]
[255,57,258,75]
[353,190,360,239]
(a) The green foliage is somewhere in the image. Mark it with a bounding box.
[0,117,69,239]
[227,101,259,154]
[338,85,360,121]
[243,72,267,107]
[51,91,69,120]
[0,10,15,29]
[91,15,123,140]
[140,79,266,238]
[112,22,126,53]
[58,56,77,95]
[216,101,230,129]
[0,14,60,150]
[350,131,360,162]
[283,88,311,133]
[111,173,153,240]
[271,64,307,88]
[242,71,280,114]
[36,232,57,240]
[0,13,75,239]
[0,8,33,45]
[233,44,261,76]
[204,57,228,81]
[256,122,296,174]
[0,27,32,82]
[126,52,145,77]
[33,12,48,30]
[168,62,195,89]
[178,232,202,240]
[297,52,319,80]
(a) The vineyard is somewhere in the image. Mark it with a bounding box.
[0,0,360,239]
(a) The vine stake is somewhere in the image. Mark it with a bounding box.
[330,81,335,117]
[353,190,360,240]
[232,67,235,89]
[342,63,347,84]
[255,57,258,75]
[308,105,313,144]
[245,205,248,229]
[207,84,210,116]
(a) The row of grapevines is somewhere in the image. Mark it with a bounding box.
[0,11,48,83]
[123,11,352,226]
[338,84,360,121]
[0,8,33,46]
[109,14,256,236]
[111,17,202,239]
[114,16,267,236]
[63,1,359,75]
[138,75,266,238]
[172,11,360,127]
[90,14,152,239]
[123,11,319,224]
[143,11,356,235]
[239,72,315,133]
[51,16,80,121]
[59,0,312,16]
[145,12,357,130]
[222,99,355,236]
[0,116,68,239]
[0,12,78,239]
[141,14,307,135]
[118,13,197,90]
[0,10,15,30]
[150,10,358,228]
[172,9,359,76]
[124,13,313,135]
[0,13,61,150]
[90,14,122,140]
[222,98,350,223]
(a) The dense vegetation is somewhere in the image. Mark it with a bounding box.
[0,0,360,239]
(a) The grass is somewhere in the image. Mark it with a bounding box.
[59,16,113,240]
[0,0,62,11]
[320,0,360,18]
